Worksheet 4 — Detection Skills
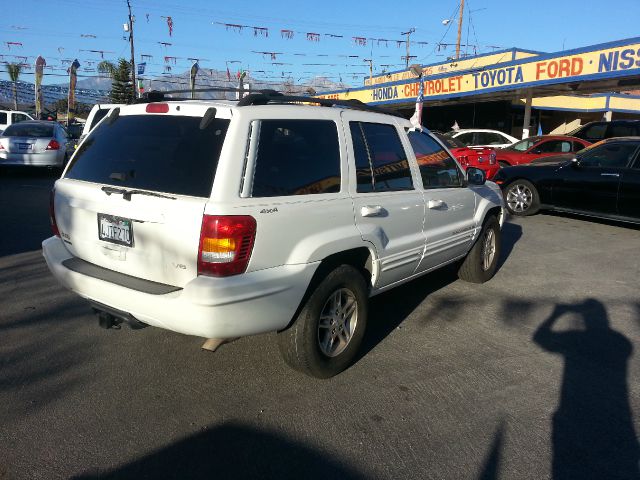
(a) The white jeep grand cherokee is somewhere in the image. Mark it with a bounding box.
[43,92,505,378]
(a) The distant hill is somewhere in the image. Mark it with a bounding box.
[0,68,352,110]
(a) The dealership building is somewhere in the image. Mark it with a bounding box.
[317,37,640,137]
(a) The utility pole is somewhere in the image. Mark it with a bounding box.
[401,28,415,68]
[364,58,373,85]
[126,0,137,99]
[455,0,465,60]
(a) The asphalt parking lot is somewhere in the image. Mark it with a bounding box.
[0,170,639,480]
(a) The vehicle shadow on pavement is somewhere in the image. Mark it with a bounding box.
[497,220,522,270]
[0,168,57,257]
[357,220,523,363]
[72,422,365,480]
[533,298,640,480]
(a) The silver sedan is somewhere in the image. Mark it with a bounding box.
[0,120,70,168]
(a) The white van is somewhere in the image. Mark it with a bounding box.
[0,110,34,134]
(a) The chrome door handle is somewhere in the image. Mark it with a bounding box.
[428,199,445,209]
[360,205,384,217]
[600,173,620,177]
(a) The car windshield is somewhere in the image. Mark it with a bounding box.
[442,131,457,138]
[506,138,541,152]
[65,114,230,198]
[3,123,54,137]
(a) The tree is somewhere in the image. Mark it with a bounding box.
[7,63,22,110]
[98,58,134,104]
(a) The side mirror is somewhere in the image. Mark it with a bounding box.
[570,157,580,167]
[466,167,486,185]
[531,148,542,154]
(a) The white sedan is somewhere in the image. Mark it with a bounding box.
[444,129,518,149]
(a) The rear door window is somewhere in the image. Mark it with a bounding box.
[580,142,640,168]
[537,140,572,153]
[350,122,413,192]
[65,114,230,198]
[251,120,341,197]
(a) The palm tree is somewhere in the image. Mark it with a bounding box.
[97,60,116,78]
[7,63,22,110]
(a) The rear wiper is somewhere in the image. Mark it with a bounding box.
[101,186,176,201]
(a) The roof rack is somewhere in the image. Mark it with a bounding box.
[134,88,403,118]
[237,91,403,118]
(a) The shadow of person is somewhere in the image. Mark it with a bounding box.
[533,299,640,479]
[72,422,364,480]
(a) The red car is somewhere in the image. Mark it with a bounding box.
[435,133,499,180]
[495,135,591,167]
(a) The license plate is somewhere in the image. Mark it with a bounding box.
[98,214,133,247]
[18,143,32,150]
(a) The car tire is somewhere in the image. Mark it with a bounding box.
[504,179,540,216]
[498,160,510,168]
[277,264,368,379]
[458,215,501,284]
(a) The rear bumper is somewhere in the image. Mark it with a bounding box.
[0,151,62,166]
[42,236,317,339]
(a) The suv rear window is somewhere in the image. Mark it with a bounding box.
[65,114,230,198]
[4,123,53,137]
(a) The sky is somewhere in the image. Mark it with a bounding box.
[3,0,640,88]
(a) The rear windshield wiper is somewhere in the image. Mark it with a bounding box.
[101,186,176,201]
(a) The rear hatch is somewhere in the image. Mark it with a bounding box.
[54,102,231,288]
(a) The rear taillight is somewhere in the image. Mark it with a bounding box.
[198,215,257,277]
[46,140,60,150]
[457,155,469,167]
[49,189,60,237]
[0,143,4,150]
[146,103,169,113]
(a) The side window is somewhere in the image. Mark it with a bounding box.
[11,113,29,123]
[608,123,635,138]
[0,112,7,124]
[408,131,463,188]
[573,141,587,152]
[350,122,413,192]
[536,141,571,153]
[581,123,607,141]
[251,120,341,197]
[478,132,505,145]
[455,132,475,146]
[350,123,375,193]
[580,143,639,168]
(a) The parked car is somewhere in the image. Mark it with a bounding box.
[0,110,34,134]
[434,132,499,179]
[495,135,591,167]
[0,120,70,169]
[443,129,518,149]
[493,137,640,223]
[78,103,123,144]
[568,120,640,143]
[43,93,505,378]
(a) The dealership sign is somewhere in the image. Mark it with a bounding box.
[318,37,640,105]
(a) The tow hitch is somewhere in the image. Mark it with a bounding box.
[91,303,148,330]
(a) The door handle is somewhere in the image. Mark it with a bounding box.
[600,173,620,177]
[360,205,385,217]
[427,199,445,209]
